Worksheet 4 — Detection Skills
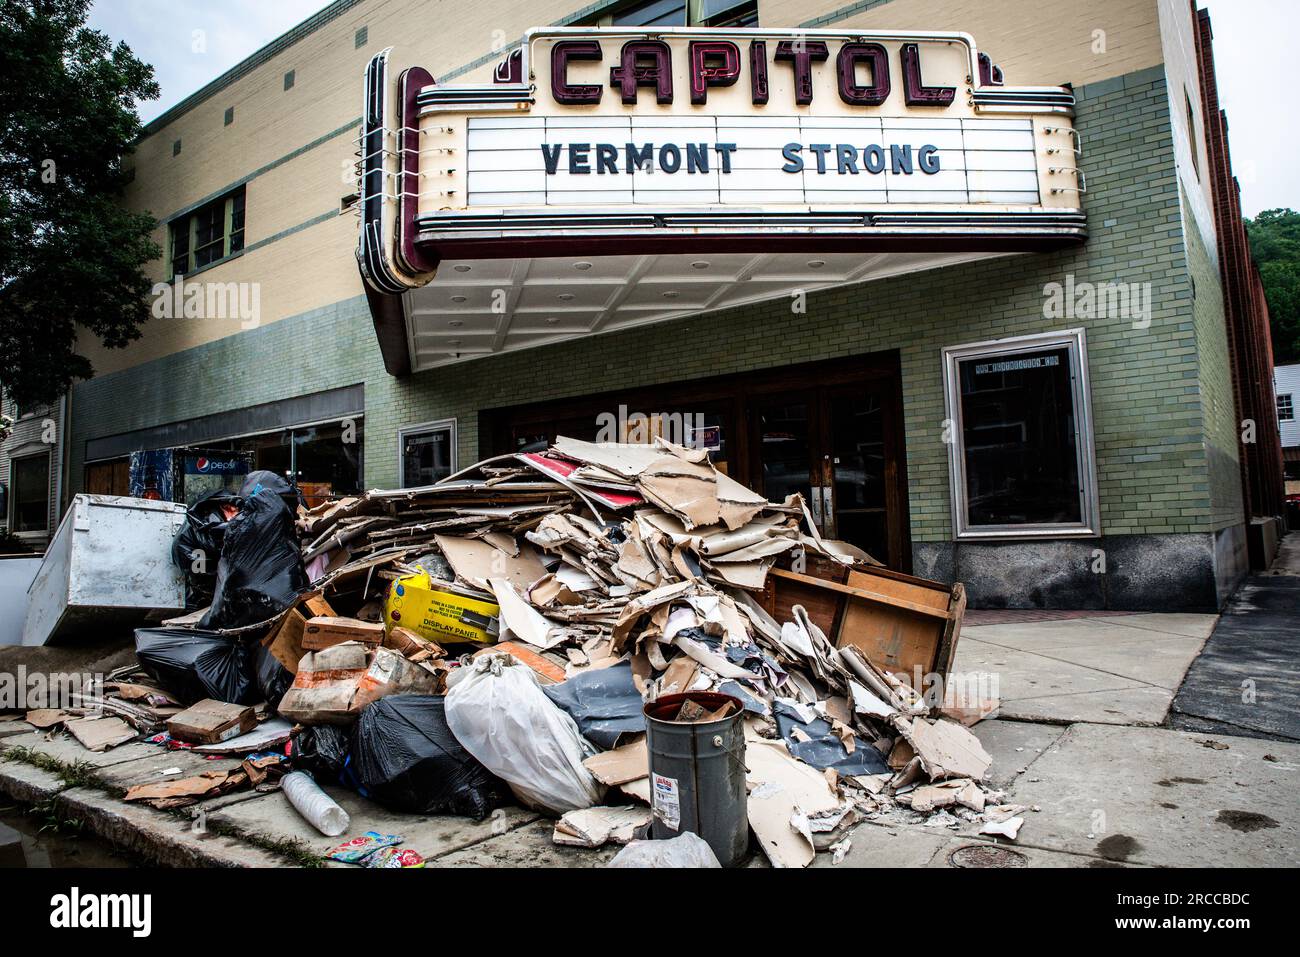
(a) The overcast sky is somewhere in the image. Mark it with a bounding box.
[87,0,1294,217]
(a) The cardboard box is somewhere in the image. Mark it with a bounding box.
[167,699,257,745]
[277,642,441,725]
[302,616,385,650]
[384,570,499,645]
[265,593,338,673]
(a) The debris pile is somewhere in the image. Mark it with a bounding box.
[18,437,1014,866]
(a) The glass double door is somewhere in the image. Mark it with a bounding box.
[750,383,904,568]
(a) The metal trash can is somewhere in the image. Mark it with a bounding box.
[644,691,748,867]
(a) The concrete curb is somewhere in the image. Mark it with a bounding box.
[52,787,293,868]
[0,759,67,804]
[1,752,296,868]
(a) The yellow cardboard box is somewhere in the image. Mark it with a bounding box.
[385,569,499,645]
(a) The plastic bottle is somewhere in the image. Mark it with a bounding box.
[282,771,350,836]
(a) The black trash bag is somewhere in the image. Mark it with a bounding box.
[200,489,309,630]
[172,490,241,610]
[544,659,645,750]
[134,628,260,706]
[239,469,304,511]
[289,724,352,783]
[255,644,294,710]
[351,695,509,819]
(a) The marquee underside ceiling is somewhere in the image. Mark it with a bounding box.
[402,248,1010,372]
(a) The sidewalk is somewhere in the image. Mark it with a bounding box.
[954,611,1217,726]
[1170,532,1300,742]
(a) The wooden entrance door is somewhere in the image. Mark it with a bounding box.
[749,378,906,568]
[481,352,911,569]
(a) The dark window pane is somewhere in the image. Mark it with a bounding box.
[170,220,190,276]
[403,427,454,487]
[292,422,365,502]
[614,0,686,25]
[958,347,1081,526]
[682,410,727,470]
[12,454,50,532]
[835,510,887,567]
[695,0,758,26]
[192,201,225,267]
[829,392,885,510]
[759,401,811,503]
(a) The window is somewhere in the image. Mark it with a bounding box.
[355,26,368,48]
[399,420,457,488]
[943,329,1100,538]
[587,0,757,27]
[284,70,295,91]
[1279,393,1295,422]
[10,453,50,534]
[172,138,182,157]
[224,106,234,126]
[612,0,685,24]
[691,0,759,27]
[1185,89,1200,181]
[168,186,246,277]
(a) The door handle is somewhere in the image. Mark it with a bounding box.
[809,486,823,530]
[818,485,834,537]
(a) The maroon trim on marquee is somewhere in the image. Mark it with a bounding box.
[749,40,769,104]
[901,42,955,106]
[688,40,742,104]
[610,40,674,105]
[413,232,1081,263]
[977,52,1004,87]
[552,40,604,104]
[397,66,439,276]
[836,42,890,106]
[774,40,828,105]
[366,285,412,376]
[494,49,523,84]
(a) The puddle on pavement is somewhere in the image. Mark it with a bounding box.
[0,803,135,868]
[1216,810,1279,833]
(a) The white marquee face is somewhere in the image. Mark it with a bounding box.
[464,114,1042,209]
[358,28,1086,303]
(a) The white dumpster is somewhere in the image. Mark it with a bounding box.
[22,494,188,647]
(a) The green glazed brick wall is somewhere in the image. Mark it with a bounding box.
[69,65,1231,546]
[66,296,385,491]
[1181,192,1244,533]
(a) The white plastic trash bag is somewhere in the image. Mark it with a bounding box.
[445,654,604,815]
[607,832,722,868]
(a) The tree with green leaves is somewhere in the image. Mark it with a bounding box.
[0,0,160,407]
[1245,208,1300,365]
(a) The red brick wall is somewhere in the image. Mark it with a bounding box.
[1194,3,1285,521]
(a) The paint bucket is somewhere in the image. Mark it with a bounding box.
[643,691,748,867]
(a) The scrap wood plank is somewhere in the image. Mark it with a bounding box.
[769,568,951,620]
[764,565,964,684]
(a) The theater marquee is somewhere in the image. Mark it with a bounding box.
[357,27,1085,296]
